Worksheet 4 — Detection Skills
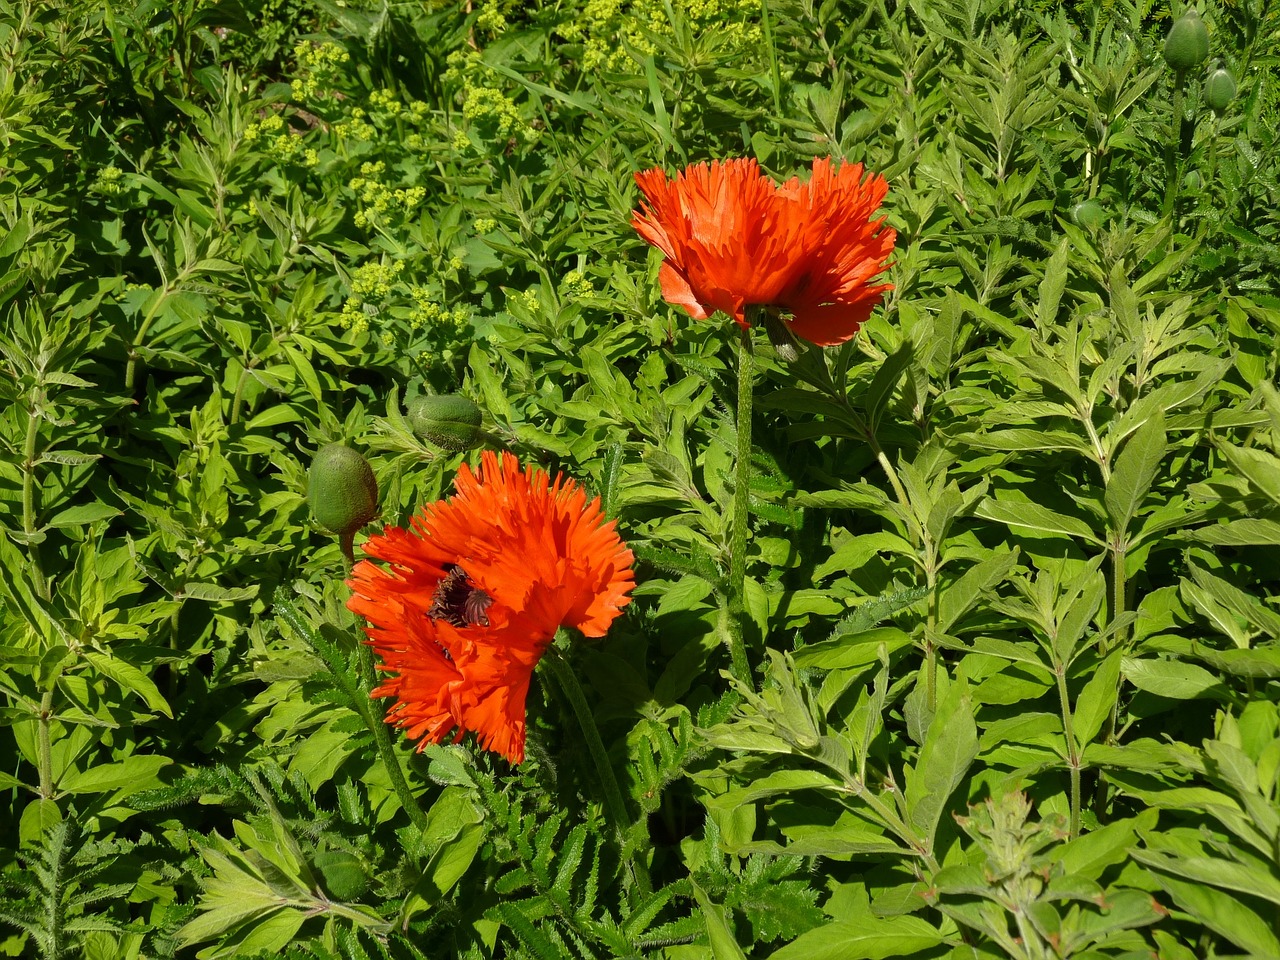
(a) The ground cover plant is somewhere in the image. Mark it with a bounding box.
[1,0,1279,956]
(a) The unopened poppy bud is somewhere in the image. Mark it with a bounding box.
[308,444,378,535]
[1163,10,1209,73]
[1183,169,1203,192]
[1070,199,1106,231]
[408,394,484,450]
[313,850,368,900]
[1205,66,1236,114]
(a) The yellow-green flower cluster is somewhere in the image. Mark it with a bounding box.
[348,161,427,228]
[557,0,763,71]
[291,41,349,102]
[339,259,405,332]
[244,113,317,166]
[408,286,470,330]
[562,270,594,299]
[475,0,508,34]
[336,107,376,143]
[444,49,537,148]
[92,164,124,195]
[474,217,497,234]
[514,288,541,313]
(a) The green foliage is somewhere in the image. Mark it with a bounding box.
[1,0,1279,956]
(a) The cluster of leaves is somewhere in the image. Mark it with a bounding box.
[1,0,1278,956]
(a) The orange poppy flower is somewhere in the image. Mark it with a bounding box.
[632,157,896,346]
[346,450,634,763]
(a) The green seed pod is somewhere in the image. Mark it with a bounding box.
[409,394,484,451]
[1163,9,1209,73]
[1205,66,1236,114]
[1070,199,1106,231]
[308,444,378,535]
[313,850,368,901]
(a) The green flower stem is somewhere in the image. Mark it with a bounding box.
[726,322,756,686]
[124,288,171,394]
[22,392,48,601]
[1054,663,1082,839]
[543,642,650,893]
[37,690,54,800]
[365,672,430,834]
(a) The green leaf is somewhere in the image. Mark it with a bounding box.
[1216,442,1280,506]
[82,652,172,717]
[864,342,913,431]
[1121,658,1228,700]
[1072,651,1122,747]
[60,754,170,796]
[976,498,1103,545]
[692,880,748,960]
[1188,518,1280,546]
[45,503,122,528]
[1140,867,1280,956]
[905,680,977,851]
[1104,411,1166,531]
[767,916,944,960]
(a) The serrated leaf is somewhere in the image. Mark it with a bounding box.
[767,915,944,960]
[976,498,1103,544]
[82,652,172,717]
[1121,658,1227,700]
[1104,411,1166,531]
[905,681,977,852]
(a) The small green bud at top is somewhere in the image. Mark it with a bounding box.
[1070,199,1106,231]
[1205,66,1236,114]
[308,444,378,535]
[1163,9,1209,73]
[408,394,484,451]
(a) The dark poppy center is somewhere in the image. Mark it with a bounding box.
[428,563,493,627]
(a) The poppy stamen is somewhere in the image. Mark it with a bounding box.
[428,563,493,627]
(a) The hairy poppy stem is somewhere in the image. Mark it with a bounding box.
[726,324,756,686]
[543,643,651,895]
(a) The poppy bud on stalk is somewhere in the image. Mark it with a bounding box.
[1163,9,1209,74]
[408,394,485,450]
[308,444,378,537]
[1205,65,1236,115]
[1070,199,1106,231]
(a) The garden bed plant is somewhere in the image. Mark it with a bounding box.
[1,0,1279,957]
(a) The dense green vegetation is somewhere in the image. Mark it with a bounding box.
[1,0,1278,957]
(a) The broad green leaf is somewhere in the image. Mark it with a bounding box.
[1188,518,1280,546]
[692,880,748,960]
[18,798,61,847]
[1072,651,1122,747]
[905,681,977,851]
[1036,236,1070,328]
[767,915,944,960]
[1191,644,1280,678]
[60,755,170,796]
[1140,866,1280,956]
[976,498,1103,545]
[82,651,172,717]
[1121,658,1228,700]
[1104,411,1166,531]
[1217,442,1280,506]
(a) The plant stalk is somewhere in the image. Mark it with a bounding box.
[37,690,54,800]
[543,643,651,894]
[22,395,48,601]
[1054,665,1082,839]
[726,322,755,686]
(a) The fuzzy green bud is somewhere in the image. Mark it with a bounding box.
[308,444,378,535]
[313,851,368,901]
[1070,199,1106,231]
[1163,10,1209,73]
[408,394,484,451]
[1204,66,1236,115]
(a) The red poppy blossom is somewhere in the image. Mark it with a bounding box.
[632,157,896,346]
[346,450,634,764]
